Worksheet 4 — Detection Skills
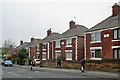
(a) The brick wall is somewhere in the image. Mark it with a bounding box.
[41,60,120,72]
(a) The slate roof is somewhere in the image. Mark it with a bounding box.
[87,12,120,32]
[61,25,89,38]
[17,42,30,49]
[29,39,42,47]
[42,32,61,43]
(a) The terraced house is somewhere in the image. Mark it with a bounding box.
[39,28,61,60]
[85,3,120,60]
[29,38,42,59]
[53,21,89,60]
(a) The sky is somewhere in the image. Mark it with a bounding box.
[0,0,119,47]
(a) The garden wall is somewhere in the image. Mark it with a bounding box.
[41,59,120,72]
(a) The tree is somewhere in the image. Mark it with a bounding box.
[17,49,29,65]
[2,39,16,59]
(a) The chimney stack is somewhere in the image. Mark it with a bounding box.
[47,28,52,36]
[69,20,76,29]
[31,38,34,42]
[20,40,23,45]
[112,3,120,16]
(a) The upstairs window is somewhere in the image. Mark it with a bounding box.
[91,32,101,42]
[55,41,60,48]
[42,45,46,49]
[113,28,120,39]
[66,39,72,47]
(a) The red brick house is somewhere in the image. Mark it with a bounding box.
[40,29,61,60]
[29,38,42,59]
[53,21,89,60]
[85,3,120,60]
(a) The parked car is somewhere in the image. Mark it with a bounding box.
[32,59,41,66]
[4,60,13,67]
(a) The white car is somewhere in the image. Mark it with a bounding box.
[32,59,41,66]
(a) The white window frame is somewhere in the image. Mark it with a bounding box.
[65,52,72,60]
[55,40,60,48]
[90,49,102,60]
[113,48,120,59]
[42,54,46,60]
[91,32,101,43]
[66,38,72,47]
[113,28,120,40]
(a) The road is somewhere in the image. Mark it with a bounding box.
[1,64,119,80]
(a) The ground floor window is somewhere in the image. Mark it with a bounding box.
[66,52,72,60]
[55,52,61,59]
[91,49,101,58]
[113,48,120,59]
[42,54,46,60]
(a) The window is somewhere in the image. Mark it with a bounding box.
[55,52,61,59]
[66,52,72,60]
[43,45,46,49]
[66,39,72,47]
[113,28,120,39]
[91,49,101,58]
[113,48,120,59]
[91,32,101,42]
[42,54,46,60]
[55,41,60,48]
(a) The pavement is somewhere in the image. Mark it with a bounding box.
[14,64,119,79]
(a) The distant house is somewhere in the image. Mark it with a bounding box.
[85,3,120,60]
[16,41,30,54]
[40,29,61,60]
[53,21,89,60]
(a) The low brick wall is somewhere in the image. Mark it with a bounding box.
[41,59,120,72]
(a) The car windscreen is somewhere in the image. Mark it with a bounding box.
[5,61,12,64]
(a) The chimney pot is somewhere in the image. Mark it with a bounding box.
[20,40,23,45]
[69,20,76,29]
[31,38,34,42]
[47,28,52,36]
[112,3,120,16]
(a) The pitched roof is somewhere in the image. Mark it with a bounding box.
[42,32,61,43]
[17,42,30,49]
[88,13,120,32]
[61,25,89,38]
[29,39,42,47]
